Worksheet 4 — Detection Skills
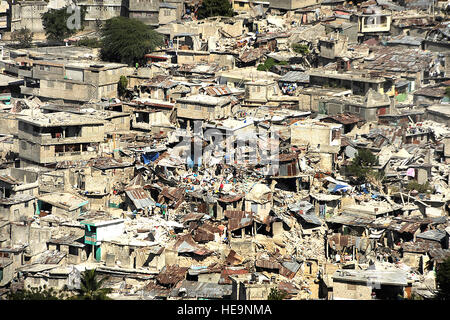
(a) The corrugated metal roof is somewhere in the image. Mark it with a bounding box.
[156,265,188,286]
[227,212,254,231]
[181,212,205,224]
[416,229,447,242]
[279,71,310,83]
[326,214,374,227]
[125,188,155,209]
[0,175,21,185]
[298,213,323,226]
[401,241,441,253]
[173,234,212,256]
[255,258,280,270]
[205,85,233,97]
[170,280,232,298]
[219,267,249,284]
[428,248,450,263]
[34,250,67,264]
[217,194,244,203]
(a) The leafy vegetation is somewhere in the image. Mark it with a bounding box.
[11,27,33,48]
[347,148,384,185]
[436,257,450,300]
[405,180,432,194]
[100,17,164,65]
[118,75,128,97]
[42,6,86,43]
[75,268,112,300]
[257,57,288,72]
[267,287,288,300]
[291,43,310,55]
[196,0,234,19]
[445,86,450,98]
[7,269,112,300]
[76,38,102,48]
[7,285,69,300]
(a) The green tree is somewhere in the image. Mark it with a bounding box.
[118,75,128,97]
[257,58,288,72]
[405,180,432,194]
[436,257,450,300]
[100,17,164,65]
[41,6,86,43]
[445,87,450,98]
[7,285,68,300]
[196,0,234,19]
[291,43,310,55]
[347,148,383,185]
[76,38,102,48]
[75,269,112,300]
[11,27,33,48]
[267,287,288,300]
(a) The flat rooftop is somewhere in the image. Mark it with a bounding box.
[176,94,231,106]
[18,111,105,127]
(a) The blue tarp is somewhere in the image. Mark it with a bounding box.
[329,184,351,193]
[187,156,202,168]
[142,152,160,164]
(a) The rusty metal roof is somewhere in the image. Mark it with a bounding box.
[363,47,435,73]
[173,234,212,256]
[225,250,245,266]
[0,175,21,185]
[219,267,249,284]
[226,211,254,231]
[255,258,281,270]
[401,241,441,254]
[217,194,244,203]
[428,248,450,263]
[278,152,299,162]
[181,212,205,224]
[238,47,268,63]
[322,113,364,125]
[125,188,155,209]
[205,85,233,97]
[156,265,188,286]
[33,250,67,264]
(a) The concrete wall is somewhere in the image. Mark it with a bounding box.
[268,0,318,10]
[177,102,232,121]
[0,261,14,286]
[159,7,176,25]
[96,221,124,242]
[26,64,130,102]
[359,14,391,33]
[104,115,131,133]
[333,280,372,300]
[79,0,123,27]
[0,201,35,223]
[0,113,19,135]
[28,226,52,256]
[10,223,30,245]
[291,124,341,148]
[11,2,48,34]
[244,283,273,300]
[19,140,100,164]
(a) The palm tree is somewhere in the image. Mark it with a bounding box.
[76,269,113,300]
